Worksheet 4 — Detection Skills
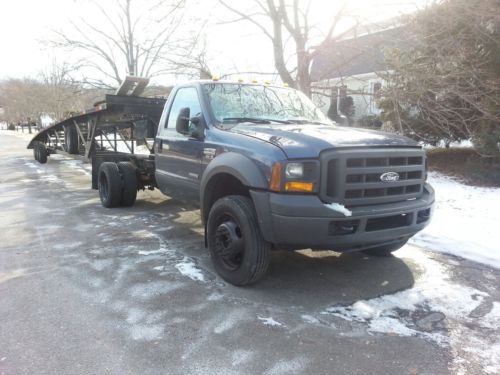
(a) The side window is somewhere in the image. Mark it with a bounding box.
[166,87,202,131]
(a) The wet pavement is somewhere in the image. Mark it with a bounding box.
[0,131,498,374]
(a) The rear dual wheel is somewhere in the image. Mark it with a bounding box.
[117,162,138,207]
[98,162,137,208]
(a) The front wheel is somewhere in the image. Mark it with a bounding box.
[207,195,271,286]
[362,239,408,257]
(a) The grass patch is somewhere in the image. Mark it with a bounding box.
[427,148,500,187]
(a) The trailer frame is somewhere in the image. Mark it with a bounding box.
[28,93,167,191]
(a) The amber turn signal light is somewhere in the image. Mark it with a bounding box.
[285,181,314,192]
[269,162,282,191]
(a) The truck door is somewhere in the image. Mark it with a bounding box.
[155,87,204,202]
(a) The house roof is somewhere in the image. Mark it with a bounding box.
[310,26,413,82]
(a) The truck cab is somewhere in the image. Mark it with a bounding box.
[151,80,434,285]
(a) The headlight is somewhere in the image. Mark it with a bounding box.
[269,160,319,193]
[285,163,304,178]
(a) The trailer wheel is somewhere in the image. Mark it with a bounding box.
[65,125,79,154]
[33,143,39,162]
[117,162,138,207]
[37,143,48,164]
[207,195,271,286]
[362,239,408,257]
[98,162,122,208]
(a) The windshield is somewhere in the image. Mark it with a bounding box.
[202,83,331,125]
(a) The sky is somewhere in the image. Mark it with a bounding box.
[0,0,430,86]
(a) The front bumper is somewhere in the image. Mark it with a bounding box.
[250,183,435,251]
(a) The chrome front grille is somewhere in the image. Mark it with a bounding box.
[321,149,426,206]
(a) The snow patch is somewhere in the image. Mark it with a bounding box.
[40,174,64,183]
[257,316,283,327]
[126,308,146,324]
[60,159,91,176]
[368,316,418,337]
[138,249,166,256]
[213,310,246,334]
[325,248,488,336]
[301,314,320,324]
[463,338,500,374]
[411,172,500,269]
[324,202,352,217]
[263,357,307,375]
[129,281,183,300]
[207,292,223,302]
[323,246,498,372]
[129,324,163,341]
[132,230,156,238]
[90,259,113,271]
[482,302,500,329]
[175,257,205,282]
[231,349,254,367]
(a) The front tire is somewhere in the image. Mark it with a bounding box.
[362,239,408,257]
[207,195,271,286]
[98,162,122,208]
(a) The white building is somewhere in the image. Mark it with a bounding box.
[310,26,412,124]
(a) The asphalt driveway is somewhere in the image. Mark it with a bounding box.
[0,131,498,374]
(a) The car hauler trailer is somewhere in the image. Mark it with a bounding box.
[27,77,167,205]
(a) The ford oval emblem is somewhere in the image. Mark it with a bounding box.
[380,172,400,182]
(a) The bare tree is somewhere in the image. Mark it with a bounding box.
[151,23,215,80]
[219,0,354,97]
[38,60,100,121]
[50,0,195,88]
[0,62,106,127]
[0,79,45,126]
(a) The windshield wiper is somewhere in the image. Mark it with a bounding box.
[223,117,294,124]
[285,119,329,125]
[223,117,271,124]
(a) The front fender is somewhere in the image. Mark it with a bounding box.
[200,152,268,221]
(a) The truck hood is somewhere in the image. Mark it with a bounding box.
[228,123,419,158]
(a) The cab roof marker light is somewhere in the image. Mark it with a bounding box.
[251,78,258,84]
[264,80,271,85]
[283,82,289,87]
[238,78,244,83]
[212,75,220,81]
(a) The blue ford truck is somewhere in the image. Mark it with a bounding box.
[29,79,434,286]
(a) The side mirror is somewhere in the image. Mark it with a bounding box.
[176,107,190,135]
